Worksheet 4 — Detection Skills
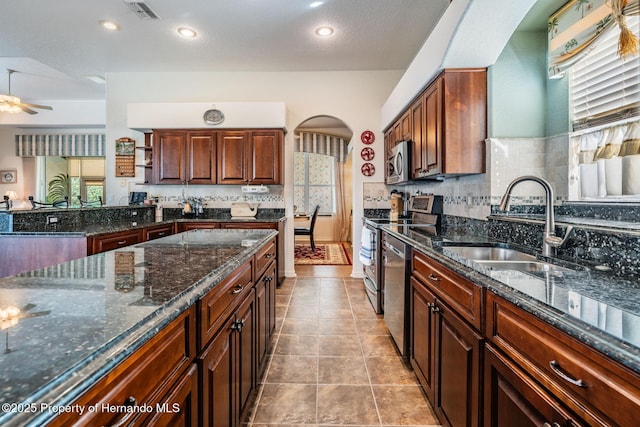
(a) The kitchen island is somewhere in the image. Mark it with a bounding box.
[0,228,278,426]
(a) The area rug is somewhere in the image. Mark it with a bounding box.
[294,243,351,265]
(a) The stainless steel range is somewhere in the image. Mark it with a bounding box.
[362,194,443,317]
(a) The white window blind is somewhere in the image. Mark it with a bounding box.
[570,16,639,130]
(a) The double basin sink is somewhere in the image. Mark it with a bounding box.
[443,244,574,273]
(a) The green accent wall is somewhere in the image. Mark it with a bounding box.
[488,30,569,138]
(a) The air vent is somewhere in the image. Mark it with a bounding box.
[124,1,161,20]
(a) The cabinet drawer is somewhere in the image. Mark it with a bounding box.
[255,237,276,278]
[50,307,196,426]
[486,291,640,427]
[91,229,142,254]
[412,250,483,330]
[199,260,253,349]
[144,223,174,241]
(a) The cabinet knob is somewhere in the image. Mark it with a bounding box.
[431,305,441,314]
[117,240,127,245]
[105,396,137,427]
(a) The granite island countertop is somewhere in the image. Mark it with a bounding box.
[381,224,640,375]
[0,228,277,426]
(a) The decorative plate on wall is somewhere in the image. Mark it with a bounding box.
[360,147,375,161]
[203,108,225,125]
[361,162,375,177]
[360,130,375,144]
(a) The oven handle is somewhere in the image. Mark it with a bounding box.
[384,241,404,258]
[363,276,377,294]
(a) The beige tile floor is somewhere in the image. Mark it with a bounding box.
[246,265,441,426]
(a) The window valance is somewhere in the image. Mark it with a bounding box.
[15,134,105,157]
[295,132,349,163]
[548,0,639,78]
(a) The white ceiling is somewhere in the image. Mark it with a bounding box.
[0,0,451,102]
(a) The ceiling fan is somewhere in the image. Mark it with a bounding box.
[0,69,53,114]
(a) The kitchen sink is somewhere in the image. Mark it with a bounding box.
[472,260,573,272]
[444,245,537,262]
[443,245,575,272]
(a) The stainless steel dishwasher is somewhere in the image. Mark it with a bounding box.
[382,232,410,357]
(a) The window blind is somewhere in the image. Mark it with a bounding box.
[570,16,639,130]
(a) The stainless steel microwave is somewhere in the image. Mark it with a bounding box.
[386,140,411,185]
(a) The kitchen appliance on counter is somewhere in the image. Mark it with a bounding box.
[390,191,404,221]
[386,140,411,185]
[129,192,147,206]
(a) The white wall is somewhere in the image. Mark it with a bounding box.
[105,70,403,279]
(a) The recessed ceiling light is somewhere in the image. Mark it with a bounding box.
[99,20,120,31]
[315,26,334,37]
[177,27,197,38]
[310,1,324,7]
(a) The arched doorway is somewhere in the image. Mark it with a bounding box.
[293,115,353,267]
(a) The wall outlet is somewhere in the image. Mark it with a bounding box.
[46,216,59,224]
[131,211,137,216]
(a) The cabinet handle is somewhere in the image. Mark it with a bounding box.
[431,305,441,314]
[264,253,274,259]
[265,275,273,282]
[231,284,244,294]
[234,319,246,332]
[428,274,441,282]
[543,423,562,427]
[157,232,166,236]
[117,240,127,245]
[105,396,137,427]
[549,360,587,388]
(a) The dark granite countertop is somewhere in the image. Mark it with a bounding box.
[381,225,640,375]
[1,216,286,238]
[0,228,277,426]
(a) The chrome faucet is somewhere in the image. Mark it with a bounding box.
[499,176,573,257]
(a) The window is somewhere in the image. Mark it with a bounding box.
[43,157,105,206]
[294,152,335,215]
[570,15,639,129]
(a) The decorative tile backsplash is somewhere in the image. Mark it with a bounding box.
[150,185,285,209]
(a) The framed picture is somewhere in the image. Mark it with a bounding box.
[115,138,135,156]
[0,169,17,184]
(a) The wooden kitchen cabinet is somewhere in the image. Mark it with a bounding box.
[255,260,276,374]
[179,222,221,232]
[484,344,584,427]
[485,291,640,427]
[217,129,282,184]
[89,228,142,254]
[410,250,483,427]
[50,307,197,427]
[199,287,256,427]
[144,222,175,241]
[153,130,217,185]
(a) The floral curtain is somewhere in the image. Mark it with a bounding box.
[548,0,639,78]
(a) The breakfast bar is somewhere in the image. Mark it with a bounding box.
[0,228,278,426]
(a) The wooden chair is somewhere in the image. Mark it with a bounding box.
[294,205,320,251]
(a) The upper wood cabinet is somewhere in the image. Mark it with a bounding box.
[153,130,216,185]
[153,128,283,185]
[218,129,282,184]
[414,69,487,179]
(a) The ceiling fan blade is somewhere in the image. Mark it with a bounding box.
[18,104,38,114]
[20,102,52,110]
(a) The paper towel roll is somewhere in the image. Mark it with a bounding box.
[622,154,640,195]
[580,163,599,197]
[596,159,607,197]
[604,157,622,196]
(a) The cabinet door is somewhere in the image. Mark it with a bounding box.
[436,301,482,427]
[143,364,199,427]
[187,131,216,184]
[200,316,235,427]
[484,344,584,427]
[423,79,441,176]
[410,277,437,403]
[248,130,281,184]
[217,131,247,184]
[399,110,412,141]
[236,289,256,420]
[256,262,276,374]
[155,131,186,184]
[410,97,424,179]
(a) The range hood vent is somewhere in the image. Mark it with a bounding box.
[124,1,161,20]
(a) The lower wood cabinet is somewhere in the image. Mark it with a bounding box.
[144,223,175,241]
[256,261,276,373]
[199,288,256,427]
[49,307,196,427]
[178,222,221,231]
[484,344,584,427]
[89,229,142,254]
